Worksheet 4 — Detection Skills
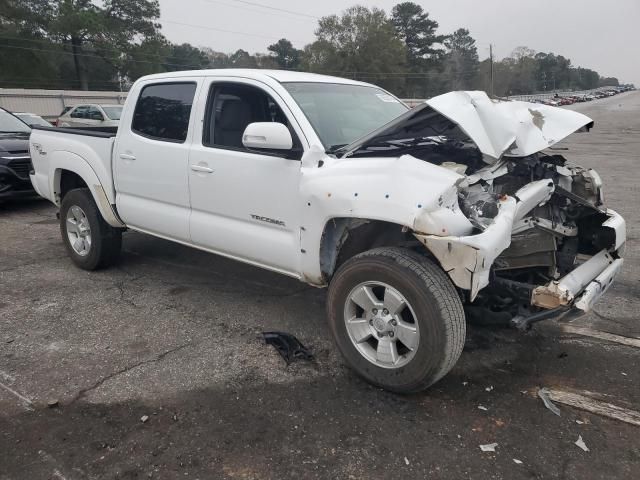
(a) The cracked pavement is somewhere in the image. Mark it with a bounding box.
[1,91,640,479]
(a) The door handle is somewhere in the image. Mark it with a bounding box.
[119,153,136,161]
[190,164,214,173]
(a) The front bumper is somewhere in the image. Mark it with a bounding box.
[532,209,625,313]
[0,157,35,199]
[416,206,625,313]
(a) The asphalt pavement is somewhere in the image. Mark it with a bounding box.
[1,91,639,479]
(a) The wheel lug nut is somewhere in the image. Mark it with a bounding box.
[391,319,397,326]
[369,319,373,325]
[389,332,394,338]
[372,308,378,315]
[383,308,389,315]
[377,332,383,338]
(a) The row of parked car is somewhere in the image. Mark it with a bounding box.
[535,85,635,106]
[0,103,123,200]
[7,104,124,128]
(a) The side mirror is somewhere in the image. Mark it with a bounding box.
[242,122,293,150]
[90,113,104,121]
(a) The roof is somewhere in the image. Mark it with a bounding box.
[138,69,373,87]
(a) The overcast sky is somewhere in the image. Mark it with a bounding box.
[158,0,639,85]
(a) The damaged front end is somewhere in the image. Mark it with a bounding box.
[415,155,625,328]
[343,91,625,328]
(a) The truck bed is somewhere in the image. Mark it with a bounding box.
[31,125,118,137]
[29,125,117,205]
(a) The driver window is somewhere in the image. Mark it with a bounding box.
[71,106,88,118]
[86,107,103,121]
[203,83,300,156]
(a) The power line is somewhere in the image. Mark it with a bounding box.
[162,19,305,43]
[197,0,316,23]
[227,0,320,19]
[0,44,206,69]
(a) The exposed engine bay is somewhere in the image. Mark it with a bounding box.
[339,92,625,328]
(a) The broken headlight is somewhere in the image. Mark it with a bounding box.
[458,188,500,230]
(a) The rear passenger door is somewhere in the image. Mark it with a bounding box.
[114,81,200,242]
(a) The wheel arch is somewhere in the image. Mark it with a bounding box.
[319,217,422,283]
[51,157,124,228]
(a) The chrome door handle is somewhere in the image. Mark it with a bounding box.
[119,153,136,161]
[190,164,214,173]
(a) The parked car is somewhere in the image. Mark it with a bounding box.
[13,112,52,128]
[56,104,123,128]
[0,107,35,200]
[29,70,625,393]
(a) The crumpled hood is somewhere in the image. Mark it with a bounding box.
[341,91,593,161]
[425,91,594,159]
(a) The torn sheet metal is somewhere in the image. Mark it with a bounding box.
[424,91,594,159]
[414,197,517,300]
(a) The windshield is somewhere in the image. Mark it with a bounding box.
[282,82,408,151]
[0,109,31,134]
[17,114,51,127]
[102,106,123,120]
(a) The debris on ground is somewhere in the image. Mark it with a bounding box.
[478,405,488,411]
[538,388,561,416]
[576,420,585,424]
[46,400,59,408]
[485,386,494,392]
[404,457,410,465]
[140,415,149,423]
[542,388,640,427]
[513,459,523,464]
[575,435,589,452]
[479,443,498,452]
[262,332,314,365]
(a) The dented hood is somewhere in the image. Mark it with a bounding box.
[341,91,593,161]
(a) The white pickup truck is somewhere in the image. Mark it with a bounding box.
[29,69,625,393]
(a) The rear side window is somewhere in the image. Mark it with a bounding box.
[132,82,196,142]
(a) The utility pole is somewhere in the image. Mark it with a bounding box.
[489,44,494,97]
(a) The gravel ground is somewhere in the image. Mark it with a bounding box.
[1,91,639,480]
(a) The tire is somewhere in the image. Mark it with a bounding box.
[327,247,466,393]
[60,188,122,270]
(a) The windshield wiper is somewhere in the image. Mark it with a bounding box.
[325,143,348,155]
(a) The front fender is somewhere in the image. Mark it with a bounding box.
[298,154,474,283]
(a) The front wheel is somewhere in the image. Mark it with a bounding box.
[60,188,122,270]
[327,247,466,393]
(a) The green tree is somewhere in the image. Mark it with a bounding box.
[443,28,479,90]
[302,6,407,92]
[267,38,301,70]
[229,49,258,68]
[391,2,445,63]
[1,0,161,90]
[390,2,446,97]
[164,43,209,72]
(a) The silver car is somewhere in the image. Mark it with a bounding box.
[57,104,123,128]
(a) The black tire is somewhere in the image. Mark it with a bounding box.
[327,247,466,393]
[60,188,122,270]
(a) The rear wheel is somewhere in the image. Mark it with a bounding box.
[60,188,121,270]
[327,247,466,393]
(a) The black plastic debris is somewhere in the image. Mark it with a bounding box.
[262,331,313,365]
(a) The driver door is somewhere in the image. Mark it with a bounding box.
[188,78,305,276]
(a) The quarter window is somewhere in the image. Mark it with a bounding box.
[132,82,196,142]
